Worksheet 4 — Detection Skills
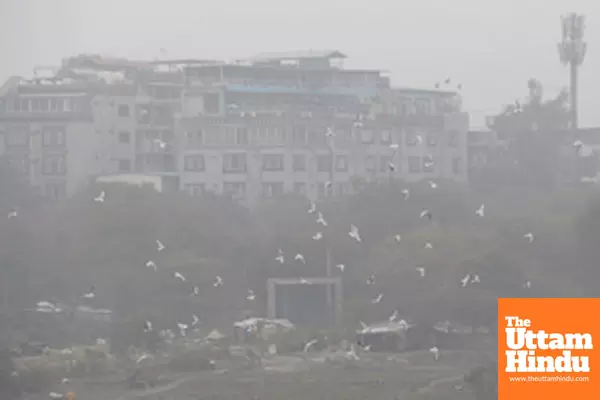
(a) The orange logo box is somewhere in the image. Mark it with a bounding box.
[498,298,600,400]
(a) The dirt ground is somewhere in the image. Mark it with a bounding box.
[29,349,492,400]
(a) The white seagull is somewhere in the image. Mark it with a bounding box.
[82,285,95,299]
[312,232,323,241]
[303,338,318,353]
[349,224,361,242]
[191,285,200,296]
[424,242,433,249]
[471,274,481,284]
[308,202,317,214]
[300,278,309,284]
[524,280,532,289]
[275,248,285,264]
[420,209,432,220]
[94,190,105,203]
[394,234,402,243]
[524,232,534,243]
[214,276,223,287]
[177,323,188,337]
[388,162,396,172]
[173,272,186,282]
[336,264,345,272]
[428,181,437,189]
[430,346,440,361]
[7,210,18,219]
[295,254,306,264]
[316,212,328,227]
[143,320,153,332]
[389,309,399,322]
[145,260,157,270]
[367,275,375,285]
[156,240,166,252]
[416,267,426,277]
[390,143,399,151]
[359,320,368,330]
[372,293,383,304]
[191,314,200,327]
[325,127,335,137]
[401,188,410,200]
[476,204,485,217]
[460,274,471,287]
[246,289,255,301]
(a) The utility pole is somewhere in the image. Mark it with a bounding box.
[558,13,587,130]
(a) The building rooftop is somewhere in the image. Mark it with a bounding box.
[250,50,347,62]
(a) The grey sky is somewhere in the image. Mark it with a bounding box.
[1,0,599,127]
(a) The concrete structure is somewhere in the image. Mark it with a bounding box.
[0,51,469,203]
[267,277,342,328]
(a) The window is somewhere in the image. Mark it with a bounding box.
[42,156,67,175]
[119,131,131,144]
[422,156,435,172]
[379,156,392,172]
[448,130,459,148]
[262,182,284,197]
[184,155,205,171]
[7,156,29,174]
[118,159,131,172]
[292,154,306,172]
[223,182,246,199]
[294,182,307,196]
[118,104,130,117]
[187,130,203,147]
[317,155,331,172]
[380,129,392,144]
[204,93,220,114]
[223,153,247,173]
[236,127,248,145]
[426,133,438,147]
[293,126,307,146]
[452,157,463,174]
[408,156,421,173]
[185,183,205,196]
[45,183,67,200]
[263,154,284,171]
[360,129,374,144]
[335,155,348,172]
[365,156,376,172]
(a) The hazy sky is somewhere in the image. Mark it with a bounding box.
[1,0,599,127]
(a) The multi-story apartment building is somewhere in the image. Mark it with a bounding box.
[0,50,468,204]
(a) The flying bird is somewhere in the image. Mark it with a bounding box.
[367,275,375,285]
[394,234,402,243]
[353,121,364,128]
[416,267,426,277]
[295,254,306,263]
[524,281,532,289]
[428,181,437,189]
[336,264,345,272]
[300,278,309,284]
[191,314,200,327]
[156,240,166,252]
[94,190,105,203]
[424,157,435,168]
[372,293,383,304]
[177,323,188,337]
[145,260,157,270]
[471,274,481,284]
[7,210,17,219]
[573,139,584,153]
[325,127,335,137]
[143,320,153,332]
[173,272,186,282]
[389,309,399,322]
[476,204,485,217]
[420,209,432,220]
[444,77,451,84]
[359,320,368,330]
[401,188,410,200]
[390,143,399,151]
[191,285,200,296]
[303,338,318,353]
[49,392,64,399]
[213,276,223,287]
[524,232,534,243]
[325,181,333,189]
[246,289,255,301]
[460,274,471,287]
[275,248,285,264]
[153,138,167,149]
[82,285,95,299]
[316,212,328,227]
[424,242,433,249]
[388,162,396,172]
[227,103,240,110]
[349,224,361,242]
[312,232,323,240]
[308,202,317,214]
[430,346,440,361]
